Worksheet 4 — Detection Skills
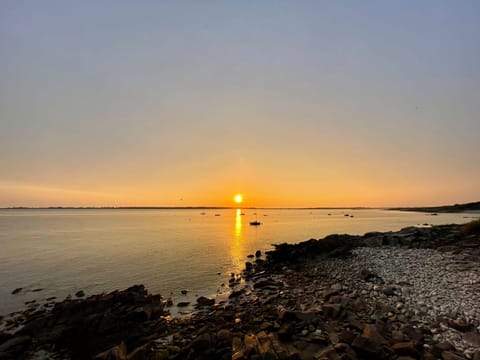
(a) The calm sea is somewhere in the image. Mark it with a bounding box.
[0,208,477,315]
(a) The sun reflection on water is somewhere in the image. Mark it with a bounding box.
[235,208,242,238]
[230,209,244,272]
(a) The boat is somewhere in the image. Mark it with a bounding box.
[249,214,262,226]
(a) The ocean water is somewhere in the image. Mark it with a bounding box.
[0,208,477,315]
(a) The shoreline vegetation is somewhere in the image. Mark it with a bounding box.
[1,200,479,211]
[389,201,480,214]
[1,219,479,359]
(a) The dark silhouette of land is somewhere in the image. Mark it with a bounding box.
[390,201,480,213]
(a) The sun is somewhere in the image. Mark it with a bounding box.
[234,194,243,204]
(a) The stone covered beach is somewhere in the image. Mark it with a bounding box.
[1,221,479,359]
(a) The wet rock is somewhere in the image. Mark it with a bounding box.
[177,301,190,307]
[245,262,253,271]
[75,290,85,298]
[11,288,22,295]
[196,296,215,307]
[255,250,262,257]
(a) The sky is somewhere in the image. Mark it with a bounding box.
[1,1,479,208]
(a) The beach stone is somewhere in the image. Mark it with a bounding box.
[323,283,342,300]
[177,302,190,307]
[433,342,455,357]
[75,290,85,298]
[255,250,262,257]
[352,324,390,356]
[11,288,22,295]
[463,331,480,347]
[392,341,418,357]
[382,286,395,296]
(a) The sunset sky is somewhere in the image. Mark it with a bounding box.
[1,1,479,208]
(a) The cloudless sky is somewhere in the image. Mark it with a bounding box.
[1,1,479,207]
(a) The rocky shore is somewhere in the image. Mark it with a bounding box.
[1,221,479,359]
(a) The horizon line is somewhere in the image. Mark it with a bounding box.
[1,206,376,210]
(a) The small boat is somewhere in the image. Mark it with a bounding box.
[250,214,261,226]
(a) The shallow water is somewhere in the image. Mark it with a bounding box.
[0,208,477,315]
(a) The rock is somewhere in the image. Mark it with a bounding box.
[278,323,294,341]
[190,333,212,351]
[11,288,22,295]
[432,342,455,357]
[463,331,480,347]
[322,283,342,300]
[217,329,232,343]
[352,324,390,357]
[94,342,127,360]
[312,345,338,359]
[382,286,395,296]
[229,289,245,299]
[180,289,188,295]
[392,341,418,357]
[244,334,260,354]
[177,302,190,307]
[0,336,31,353]
[255,250,262,257]
[196,296,214,307]
[75,290,85,298]
[449,317,473,332]
[322,304,343,319]
[441,351,466,360]
[127,344,149,360]
[245,262,253,271]
[253,279,282,289]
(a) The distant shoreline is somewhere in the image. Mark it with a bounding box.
[388,200,480,213]
[1,201,479,211]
